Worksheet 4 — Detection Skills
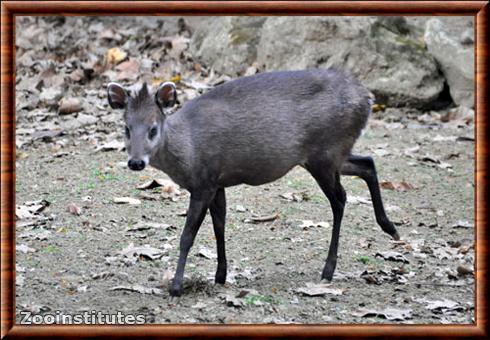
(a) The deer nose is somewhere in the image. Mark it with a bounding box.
[128,159,145,171]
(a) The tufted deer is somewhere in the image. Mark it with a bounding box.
[107,69,400,297]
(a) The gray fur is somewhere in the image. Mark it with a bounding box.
[154,69,371,189]
[108,69,399,296]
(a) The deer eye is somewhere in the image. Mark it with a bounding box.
[149,126,158,140]
[124,126,130,139]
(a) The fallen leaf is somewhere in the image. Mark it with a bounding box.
[296,282,343,296]
[110,285,164,296]
[452,220,474,229]
[119,243,165,260]
[371,103,386,112]
[91,271,114,280]
[17,244,36,253]
[298,220,330,230]
[235,204,247,213]
[58,98,83,115]
[126,221,173,232]
[96,140,125,152]
[245,213,279,223]
[433,135,457,142]
[113,197,141,205]
[380,181,415,191]
[347,195,371,205]
[198,247,217,259]
[354,307,412,321]
[280,191,309,202]
[16,200,50,220]
[456,265,473,276]
[375,251,409,263]
[221,294,244,308]
[67,203,81,215]
[106,47,127,65]
[416,298,463,313]
[116,58,140,81]
[137,178,181,195]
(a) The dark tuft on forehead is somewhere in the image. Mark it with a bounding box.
[128,82,153,111]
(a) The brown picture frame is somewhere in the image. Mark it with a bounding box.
[1,1,488,338]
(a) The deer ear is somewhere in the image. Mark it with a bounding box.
[155,82,177,111]
[107,82,127,109]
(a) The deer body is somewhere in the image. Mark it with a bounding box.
[107,69,400,297]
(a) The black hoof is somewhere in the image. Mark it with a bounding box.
[215,271,226,284]
[391,231,401,241]
[169,286,182,297]
[322,263,336,281]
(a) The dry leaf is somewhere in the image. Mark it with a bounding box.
[126,221,173,232]
[456,265,473,276]
[380,181,415,191]
[280,191,309,202]
[110,285,164,296]
[119,243,165,260]
[67,203,82,216]
[16,200,50,220]
[113,197,141,205]
[299,220,330,230]
[375,251,409,263]
[96,140,125,152]
[17,244,36,253]
[245,213,279,223]
[198,247,217,259]
[416,298,463,313]
[354,307,412,321]
[58,98,83,114]
[347,195,371,205]
[137,178,181,195]
[106,47,127,65]
[296,282,343,296]
[116,58,140,81]
[452,220,474,229]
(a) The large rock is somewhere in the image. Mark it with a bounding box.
[190,17,266,75]
[424,18,474,108]
[190,16,454,108]
[257,17,444,108]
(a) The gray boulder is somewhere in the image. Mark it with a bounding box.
[424,18,474,108]
[257,17,444,108]
[190,16,455,108]
[190,17,266,75]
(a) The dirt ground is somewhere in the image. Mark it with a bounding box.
[14,16,475,325]
[15,109,475,324]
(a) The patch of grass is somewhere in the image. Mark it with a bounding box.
[309,194,326,204]
[41,245,59,254]
[244,294,277,306]
[77,181,96,194]
[90,167,121,182]
[357,255,372,265]
[287,178,306,190]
